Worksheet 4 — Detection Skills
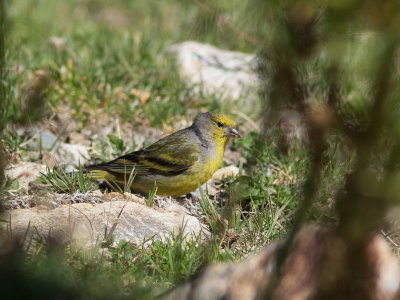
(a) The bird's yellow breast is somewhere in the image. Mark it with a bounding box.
[199,147,225,183]
[147,144,225,196]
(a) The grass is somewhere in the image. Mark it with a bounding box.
[4,0,258,132]
[0,0,382,298]
[146,183,158,207]
[40,164,96,194]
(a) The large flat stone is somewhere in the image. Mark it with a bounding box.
[2,200,206,247]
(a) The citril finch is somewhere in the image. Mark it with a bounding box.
[84,112,240,196]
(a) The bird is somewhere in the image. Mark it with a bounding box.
[84,112,241,197]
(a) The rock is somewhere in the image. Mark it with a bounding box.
[103,192,146,205]
[48,36,66,51]
[167,41,258,102]
[191,183,218,198]
[3,192,105,210]
[191,166,240,198]
[27,183,53,195]
[5,162,46,192]
[53,142,89,166]
[166,225,400,300]
[368,236,400,299]
[25,129,89,166]
[91,189,103,197]
[27,129,60,151]
[69,132,91,146]
[212,166,240,182]
[159,198,191,215]
[2,201,206,247]
[64,165,78,173]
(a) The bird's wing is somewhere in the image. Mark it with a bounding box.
[102,132,201,177]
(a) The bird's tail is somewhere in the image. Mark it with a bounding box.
[86,169,109,179]
[84,163,131,192]
[83,163,114,180]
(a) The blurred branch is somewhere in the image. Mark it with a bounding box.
[315,35,399,300]
[257,1,400,299]
[0,0,6,198]
[260,6,327,299]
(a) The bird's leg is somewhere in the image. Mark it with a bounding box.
[176,193,198,203]
[185,193,199,202]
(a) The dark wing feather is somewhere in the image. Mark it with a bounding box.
[86,129,201,177]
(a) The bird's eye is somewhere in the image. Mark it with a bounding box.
[217,122,224,127]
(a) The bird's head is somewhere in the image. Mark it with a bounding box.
[193,112,241,146]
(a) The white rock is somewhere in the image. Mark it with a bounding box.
[5,162,46,192]
[54,142,90,166]
[212,166,240,182]
[167,41,258,102]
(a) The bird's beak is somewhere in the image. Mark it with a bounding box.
[227,127,241,138]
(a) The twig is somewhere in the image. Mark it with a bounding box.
[69,205,100,235]
[104,196,131,243]
[381,230,399,248]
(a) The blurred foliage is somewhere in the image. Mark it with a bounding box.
[252,0,400,298]
[0,0,7,201]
